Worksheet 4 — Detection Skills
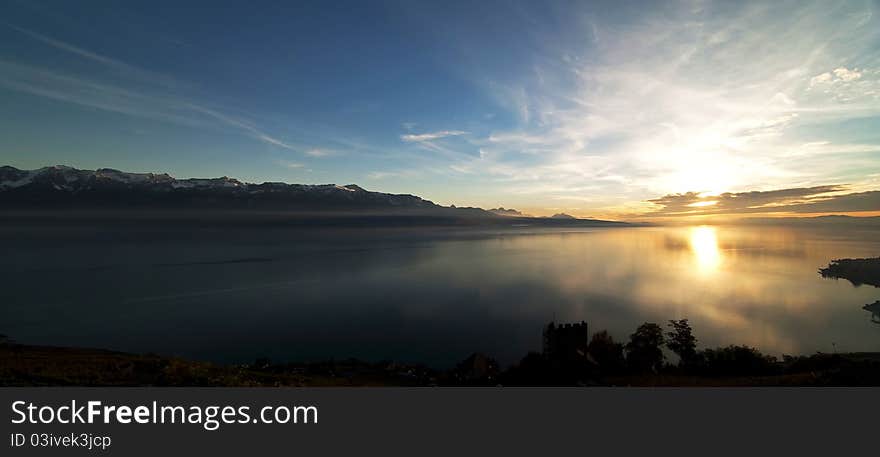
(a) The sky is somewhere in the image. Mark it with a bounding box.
[1,0,879,220]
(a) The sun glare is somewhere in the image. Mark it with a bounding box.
[690,226,721,272]
[688,200,718,208]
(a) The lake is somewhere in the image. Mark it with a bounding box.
[2,222,879,367]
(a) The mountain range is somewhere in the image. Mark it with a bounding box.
[0,165,625,226]
[0,165,438,210]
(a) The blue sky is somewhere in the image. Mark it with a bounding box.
[1,0,879,219]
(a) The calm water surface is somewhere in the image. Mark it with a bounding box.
[2,224,879,367]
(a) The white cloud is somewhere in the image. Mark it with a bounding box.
[811,67,866,87]
[277,160,305,169]
[304,148,333,157]
[456,0,880,214]
[400,130,469,142]
[833,67,862,82]
[809,72,833,86]
[367,170,420,180]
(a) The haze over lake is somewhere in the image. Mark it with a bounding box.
[2,222,878,367]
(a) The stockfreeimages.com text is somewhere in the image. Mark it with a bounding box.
[11,401,317,431]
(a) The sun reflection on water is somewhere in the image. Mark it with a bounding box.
[690,226,721,272]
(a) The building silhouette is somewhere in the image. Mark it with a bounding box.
[543,321,589,362]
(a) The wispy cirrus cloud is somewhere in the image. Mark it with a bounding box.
[5,24,181,88]
[400,130,469,142]
[0,60,202,126]
[276,160,305,169]
[419,1,880,217]
[367,169,421,180]
[304,148,335,157]
[3,2,880,218]
[185,104,301,152]
[0,25,320,159]
[0,59,310,155]
[398,129,479,164]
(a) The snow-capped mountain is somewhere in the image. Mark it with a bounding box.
[0,165,179,190]
[0,165,451,211]
[0,165,627,226]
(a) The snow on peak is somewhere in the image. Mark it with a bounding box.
[95,168,174,184]
[172,177,243,189]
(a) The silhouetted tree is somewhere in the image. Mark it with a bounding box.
[666,319,698,367]
[588,330,626,373]
[699,345,779,376]
[625,323,665,373]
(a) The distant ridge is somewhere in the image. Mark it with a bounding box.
[0,165,626,227]
[489,207,527,217]
[0,164,447,211]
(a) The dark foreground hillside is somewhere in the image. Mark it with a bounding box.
[0,343,429,387]
[3,342,879,387]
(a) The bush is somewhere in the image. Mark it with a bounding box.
[696,345,779,376]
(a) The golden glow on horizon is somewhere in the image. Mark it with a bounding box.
[688,200,719,208]
[690,226,721,273]
[479,204,880,222]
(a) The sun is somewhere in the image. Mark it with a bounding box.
[688,200,719,208]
